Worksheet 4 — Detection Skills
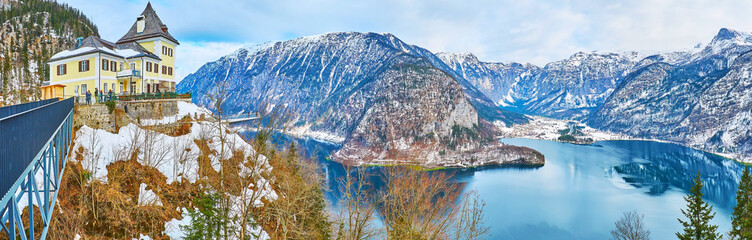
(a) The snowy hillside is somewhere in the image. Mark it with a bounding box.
[70,102,274,239]
[589,28,752,162]
[178,32,541,167]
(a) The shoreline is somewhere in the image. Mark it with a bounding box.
[500,136,745,164]
[232,119,746,167]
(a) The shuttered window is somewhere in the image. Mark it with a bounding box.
[146,62,152,72]
[111,61,117,72]
[81,60,89,72]
[154,63,159,73]
[102,59,109,71]
[168,67,173,76]
[57,64,67,75]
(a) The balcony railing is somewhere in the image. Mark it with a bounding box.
[74,92,192,103]
[117,69,141,78]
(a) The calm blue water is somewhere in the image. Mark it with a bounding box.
[238,130,744,239]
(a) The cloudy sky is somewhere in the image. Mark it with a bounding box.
[61,0,752,81]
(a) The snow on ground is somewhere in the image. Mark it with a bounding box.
[72,124,201,184]
[138,183,163,206]
[72,102,268,183]
[498,116,627,141]
[287,123,345,144]
[163,208,191,239]
[69,102,277,239]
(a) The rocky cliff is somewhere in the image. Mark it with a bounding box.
[178,32,542,167]
[589,28,752,162]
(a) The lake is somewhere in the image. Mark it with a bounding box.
[239,130,744,239]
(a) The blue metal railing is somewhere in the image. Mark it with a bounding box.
[0,97,74,239]
[0,98,58,120]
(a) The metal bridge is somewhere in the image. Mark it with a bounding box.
[223,115,261,124]
[0,98,74,240]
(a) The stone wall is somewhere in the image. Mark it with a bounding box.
[118,99,190,120]
[74,104,115,132]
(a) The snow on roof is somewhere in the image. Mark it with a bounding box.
[49,46,96,60]
[114,48,141,58]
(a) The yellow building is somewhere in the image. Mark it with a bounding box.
[46,3,179,98]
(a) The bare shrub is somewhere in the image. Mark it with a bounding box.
[611,210,650,240]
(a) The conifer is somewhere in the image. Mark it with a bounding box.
[730,166,752,239]
[677,172,722,240]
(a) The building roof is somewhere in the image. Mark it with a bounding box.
[48,36,161,62]
[116,2,179,45]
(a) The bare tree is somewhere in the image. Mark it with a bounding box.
[117,124,143,162]
[378,167,461,239]
[454,190,489,240]
[171,137,197,182]
[333,167,379,240]
[141,128,169,169]
[83,127,102,178]
[611,210,650,240]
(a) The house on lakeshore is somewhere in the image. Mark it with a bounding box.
[46,3,178,98]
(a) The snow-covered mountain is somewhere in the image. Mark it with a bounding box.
[436,52,540,108]
[177,32,541,167]
[588,28,752,162]
[439,51,649,119]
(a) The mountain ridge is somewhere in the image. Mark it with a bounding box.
[178,31,543,167]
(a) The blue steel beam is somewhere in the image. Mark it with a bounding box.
[1,98,74,240]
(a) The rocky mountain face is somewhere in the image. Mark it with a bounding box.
[438,51,647,119]
[437,52,539,108]
[178,32,542,167]
[438,28,751,162]
[588,28,752,162]
[0,0,99,105]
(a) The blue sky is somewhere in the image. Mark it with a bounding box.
[61,0,752,81]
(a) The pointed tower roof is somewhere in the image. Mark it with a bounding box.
[117,2,179,45]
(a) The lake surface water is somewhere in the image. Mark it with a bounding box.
[239,130,744,239]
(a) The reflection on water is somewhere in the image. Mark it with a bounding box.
[237,129,744,240]
[609,140,742,209]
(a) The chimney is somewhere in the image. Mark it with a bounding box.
[137,15,145,33]
[161,24,167,33]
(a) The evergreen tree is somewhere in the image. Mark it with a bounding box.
[182,192,226,240]
[730,166,752,239]
[677,172,722,240]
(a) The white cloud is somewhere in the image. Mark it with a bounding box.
[60,0,752,75]
[175,41,245,82]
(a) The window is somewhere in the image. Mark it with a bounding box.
[146,62,152,72]
[162,46,167,55]
[57,64,67,75]
[111,61,117,72]
[162,65,166,74]
[81,84,87,94]
[119,82,124,93]
[102,59,109,71]
[79,60,89,72]
[103,83,108,92]
[168,48,173,57]
[112,83,115,92]
[154,63,159,73]
[130,63,136,70]
[120,62,124,71]
[168,67,173,76]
